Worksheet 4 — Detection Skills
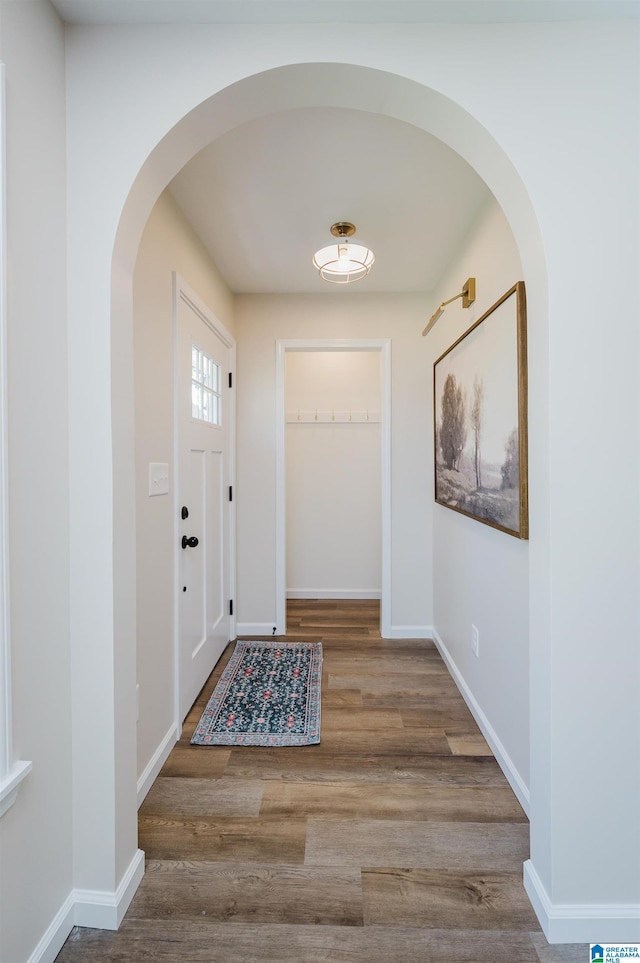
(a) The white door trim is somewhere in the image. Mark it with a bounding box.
[0,62,32,816]
[275,338,391,638]
[172,273,236,734]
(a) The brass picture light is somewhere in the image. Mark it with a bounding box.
[421,277,476,336]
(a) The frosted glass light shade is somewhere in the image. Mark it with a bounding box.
[313,240,375,284]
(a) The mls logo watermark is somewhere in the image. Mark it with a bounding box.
[591,946,640,962]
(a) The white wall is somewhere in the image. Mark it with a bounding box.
[0,10,637,961]
[236,294,431,631]
[426,199,530,799]
[59,16,640,947]
[285,351,381,598]
[133,189,234,795]
[0,3,72,962]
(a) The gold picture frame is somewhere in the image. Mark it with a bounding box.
[433,281,528,539]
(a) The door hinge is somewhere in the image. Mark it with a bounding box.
[229,599,234,616]
[228,372,233,388]
[229,485,233,502]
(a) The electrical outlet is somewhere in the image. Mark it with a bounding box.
[471,624,480,657]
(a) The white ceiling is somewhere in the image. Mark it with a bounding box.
[50,1,640,26]
[168,107,491,295]
[50,0,639,295]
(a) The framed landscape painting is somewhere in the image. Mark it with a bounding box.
[433,282,528,539]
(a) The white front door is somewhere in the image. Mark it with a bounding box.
[176,279,234,722]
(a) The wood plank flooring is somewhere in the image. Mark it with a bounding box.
[55,600,587,962]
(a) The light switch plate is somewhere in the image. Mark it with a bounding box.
[149,462,169,496]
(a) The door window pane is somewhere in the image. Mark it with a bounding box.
[191,345,221,426]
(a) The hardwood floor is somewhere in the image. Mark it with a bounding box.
[56,600,586,962]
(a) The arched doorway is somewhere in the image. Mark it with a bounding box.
[76,62,548,923]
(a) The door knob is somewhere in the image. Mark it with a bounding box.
[181,535,199,549]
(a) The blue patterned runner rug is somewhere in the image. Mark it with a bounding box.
[191,640,322,747]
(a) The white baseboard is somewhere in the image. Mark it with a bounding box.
[524,859,640,943]
[286,589,381,599]
[388,624,432,639]
[28,849,145,962]
[431,626,530,816]
[137,722,178,807]
[236,622,277,637]
[27,893,76,963]
[74,848,145,930]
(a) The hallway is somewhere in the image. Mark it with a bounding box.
[56,601,585,962]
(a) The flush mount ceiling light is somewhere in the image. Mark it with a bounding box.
[313,222,375,284]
